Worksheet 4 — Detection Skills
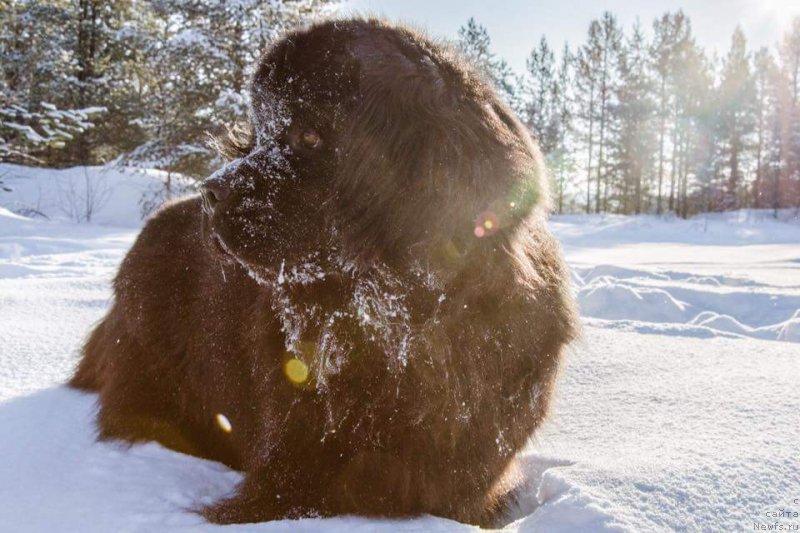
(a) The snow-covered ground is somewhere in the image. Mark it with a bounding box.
[559,212,800,342]
[1,165,799,532]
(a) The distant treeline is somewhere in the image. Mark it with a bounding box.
[1,2,799,216]
[457,14,800,216]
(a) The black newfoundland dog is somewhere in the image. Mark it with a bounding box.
[70,18,578,527]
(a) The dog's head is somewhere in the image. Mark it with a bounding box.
[202,18,548,281]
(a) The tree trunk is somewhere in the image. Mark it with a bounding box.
[656,76,667,214]
[585,86,595,214]
[596,55,608,214]
[668,101,680,212]
[680,132,689,218]
[754,127,763,209]
[729,123,740,210]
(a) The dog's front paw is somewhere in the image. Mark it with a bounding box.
[201,478,324,524]
[201,490,284,524]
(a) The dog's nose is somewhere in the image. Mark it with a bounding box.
[201,178,231,210]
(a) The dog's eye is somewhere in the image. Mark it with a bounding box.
[301,129,322,149]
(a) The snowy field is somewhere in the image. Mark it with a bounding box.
[1,165,799,532]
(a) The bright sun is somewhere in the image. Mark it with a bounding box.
[756,0,800,15]
[750,0,800,40]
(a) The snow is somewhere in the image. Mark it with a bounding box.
[556,213,800,342]
[0,166,798,532]
[1,105,106,153]
[0,163,196,227]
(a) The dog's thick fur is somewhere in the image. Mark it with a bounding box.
[70,18,578,526]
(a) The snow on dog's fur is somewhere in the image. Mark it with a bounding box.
[70,18,578,527]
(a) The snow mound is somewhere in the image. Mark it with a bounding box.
[579,265,671,284]
[775,310,800,342]
[581,317,745,340]
[554,212,800,344]
[689,311,752,335]
[575,273,800,343]
[0,163,196,227]
[578,279,691,323]
[0,388,625,533]
[505,455,630,532]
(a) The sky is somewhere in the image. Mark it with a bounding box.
[343,0,800,74]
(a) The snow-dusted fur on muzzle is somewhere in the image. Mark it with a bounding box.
[70,17,578,528]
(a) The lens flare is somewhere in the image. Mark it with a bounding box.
[215,413,233,433]
[505,174,539,215]
[284,358,309,384]
[474,210,499,238]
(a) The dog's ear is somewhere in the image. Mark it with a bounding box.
[336,31,549,265]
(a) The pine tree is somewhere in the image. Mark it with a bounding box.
[650,11,691,214]
[752,48,777,208]
[592,12,623,213]
[457,18,521,112]
[522,37,556,152]
[716,27,755,210]
[779,17,800,207]
[675,40,713,217]
[550,44,575,214]
[0,1,106,165]
[613,22,655,214]
[66,0,131,163]
[575,21,602,213]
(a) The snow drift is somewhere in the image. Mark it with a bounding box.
[1,166,799,532]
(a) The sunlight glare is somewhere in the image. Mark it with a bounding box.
[752,0,800,37]
[215,413,233,433]
[284,358,310,384]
